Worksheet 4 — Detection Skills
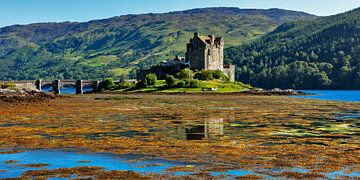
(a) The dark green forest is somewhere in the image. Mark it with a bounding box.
[225,8,360,89]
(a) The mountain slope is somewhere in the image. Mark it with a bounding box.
[225,8,360,89]
[0,7,316,80]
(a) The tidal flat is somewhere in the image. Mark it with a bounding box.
[0,93,359,179]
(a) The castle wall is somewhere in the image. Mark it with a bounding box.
[186,37,206,70]
[206,43,224,71]
[223,65,236,82]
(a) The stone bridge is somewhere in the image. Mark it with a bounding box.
[10,80,100,94]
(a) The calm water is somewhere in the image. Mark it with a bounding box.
[295,90,360,102]
[0,149,266,178]
[42,87,93,94]
[0,149,358,178]
[0,150,194,178]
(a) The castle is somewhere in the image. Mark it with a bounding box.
[138,32,235,81]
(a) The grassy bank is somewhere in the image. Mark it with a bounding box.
[113,80,252,93]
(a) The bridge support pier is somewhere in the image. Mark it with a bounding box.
[75,80,83,94]
[92,81,100,93]
[53,80,61,95]
[35,80,42,91]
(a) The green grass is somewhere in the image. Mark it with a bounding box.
[114,80,252,93]
[111,68,131,77]
[78,55,119,67]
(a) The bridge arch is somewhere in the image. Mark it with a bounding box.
[40,83,54,92]
[60,83,77,94]
[82,84,94,93]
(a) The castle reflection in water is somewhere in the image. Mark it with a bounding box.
[176,118,224,140]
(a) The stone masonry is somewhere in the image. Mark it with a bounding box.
[186,32,235,81]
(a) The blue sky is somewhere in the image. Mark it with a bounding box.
[1,0,360,27]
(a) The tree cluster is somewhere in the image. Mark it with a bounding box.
[225,9,360,89]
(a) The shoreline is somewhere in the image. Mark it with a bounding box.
[0,88,60,105]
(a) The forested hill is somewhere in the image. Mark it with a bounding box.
[0,8,316,80]
[225,8,360,89]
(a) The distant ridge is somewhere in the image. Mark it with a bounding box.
[0,7,317,80]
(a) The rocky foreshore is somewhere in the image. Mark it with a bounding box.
[241,88,307,96]
[0,88,58,104]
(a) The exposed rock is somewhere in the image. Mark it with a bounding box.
[242,88,306,96]
[202,88,218,92]
[0,88,59,105]
[0,89,17,95]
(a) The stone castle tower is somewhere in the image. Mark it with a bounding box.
[138,32,235,81]
[186,32,224,71]
[186,32,235,81]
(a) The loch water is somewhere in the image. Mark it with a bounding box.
[295,90,360,102]
[1,149,358,179]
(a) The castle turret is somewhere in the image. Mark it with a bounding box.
[194,32,199,38]
[208,35,215,45]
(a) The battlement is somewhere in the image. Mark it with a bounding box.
[193,33,223,47]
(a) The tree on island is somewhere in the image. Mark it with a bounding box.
[136,73,157,88]
[177,68,194,79]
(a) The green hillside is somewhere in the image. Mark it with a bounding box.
[225,8,360,89]
[0,7,316,80]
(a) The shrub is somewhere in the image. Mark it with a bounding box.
[223,75,230,82]
[0,82,16,89]
[195,70,213,80]
[165,75,177,87]
[102,78,117,90]
[175,79,201,88]
[183,78,191,86]
[118,80,133,89]
[212,70,225,79]
[176,80,186,88]
[177,68,194,79]
[189,79,201,88]
[143,73,157,87]
[135,80,147,88]
[136,73,157,88]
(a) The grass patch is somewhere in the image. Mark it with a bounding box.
[115,80,252,93]
[111,68,131,77]
[78,55,119,67]
[0,82,16,89]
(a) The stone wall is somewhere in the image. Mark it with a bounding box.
[14,82,37,90]
[223,65,236,82]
